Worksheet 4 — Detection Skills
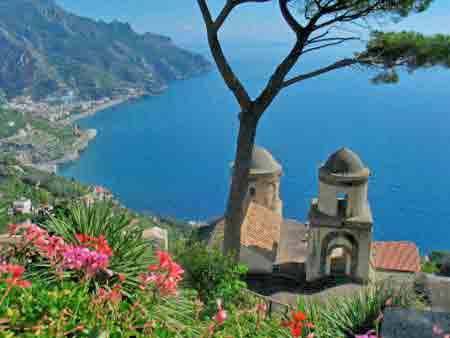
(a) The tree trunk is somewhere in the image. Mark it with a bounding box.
[223,112,258,260]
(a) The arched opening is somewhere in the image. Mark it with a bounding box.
[320,232,358,278]
[326,247,351,276]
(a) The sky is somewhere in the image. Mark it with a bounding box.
[56,1,450,46]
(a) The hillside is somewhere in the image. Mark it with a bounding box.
[0,0,211,100]
[0,107,100,173]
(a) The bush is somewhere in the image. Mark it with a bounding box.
[174,240,248,312]
[421,261,440,274]
[427,251,450,276]
[22,201,154,292]
[0,270,203,337]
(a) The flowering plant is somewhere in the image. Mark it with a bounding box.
[281,310,315,338]
[8,222,113,282]
[139,251,184,296]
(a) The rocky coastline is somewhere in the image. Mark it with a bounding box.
[34,93,148,173]
[34,129,98,174]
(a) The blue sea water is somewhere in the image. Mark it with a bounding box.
[60,43,450,254]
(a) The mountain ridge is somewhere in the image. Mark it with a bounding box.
[0,0,211,100]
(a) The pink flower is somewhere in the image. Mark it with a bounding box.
[139,252,184,296]
[433,324,444,336]
[214,299,227,326]
[60,246,110,278]
[385,297,393,306]
[256,302,267,315]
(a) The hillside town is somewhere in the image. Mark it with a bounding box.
[5,87,147,123]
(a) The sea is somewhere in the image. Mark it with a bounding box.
[60,42,450,254]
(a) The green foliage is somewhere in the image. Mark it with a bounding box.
[0,279,203,337]
[41,202,154,292]
[422,261,440,274]
[429,251,450,265]
[366,31,450,81]
[296,280,424,338]
[218,309,290,338]
[174,240,248,311]
[0,109,27,138]
[425,251,450,276]
[0,158,89,232]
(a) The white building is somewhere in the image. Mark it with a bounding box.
[13,198,32,215]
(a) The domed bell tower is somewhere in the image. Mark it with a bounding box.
[232,145,283,217]
[306,148,373,284]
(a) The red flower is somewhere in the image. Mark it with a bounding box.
[281,310,314,338]
[0,264,31,288]
[118,273,125,282]
[291,326,302,337]
[293,311,307,322]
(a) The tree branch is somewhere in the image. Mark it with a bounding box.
[279,0,304,34]
[196,0,214,26]
[196,0,253,111]
[302,37,360,54]
[216,0,272,31]
[283,58,359,88]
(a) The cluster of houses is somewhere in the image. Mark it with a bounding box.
[6,88,146,123]
[9,198,53,217]
[9,185,114,218]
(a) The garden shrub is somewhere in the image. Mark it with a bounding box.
[0,264,203,337]
[0,238,299,338]
[173,240,248,312]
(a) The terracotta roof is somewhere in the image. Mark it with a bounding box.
[208,202,282,252]
[95,186,108,194]
[371,241,421,273]
[241,202,282,251]
[275,219,309,264]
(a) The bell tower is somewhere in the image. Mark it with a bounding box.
[231,145,283,217]
[306,148,373,284]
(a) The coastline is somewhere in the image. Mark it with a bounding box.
[43,93,149,173]
[62,93,147,126]
[35,128,98,174]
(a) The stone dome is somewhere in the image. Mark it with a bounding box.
[323,148,365,175]
[248,145,282,175]
[320,148,369,184]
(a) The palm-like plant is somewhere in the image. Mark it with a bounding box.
[40,201,154,292]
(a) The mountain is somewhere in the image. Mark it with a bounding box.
[0,0,211,100]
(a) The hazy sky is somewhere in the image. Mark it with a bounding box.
[56,1,450,45]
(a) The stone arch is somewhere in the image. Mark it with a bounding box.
[320,231,359,277]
